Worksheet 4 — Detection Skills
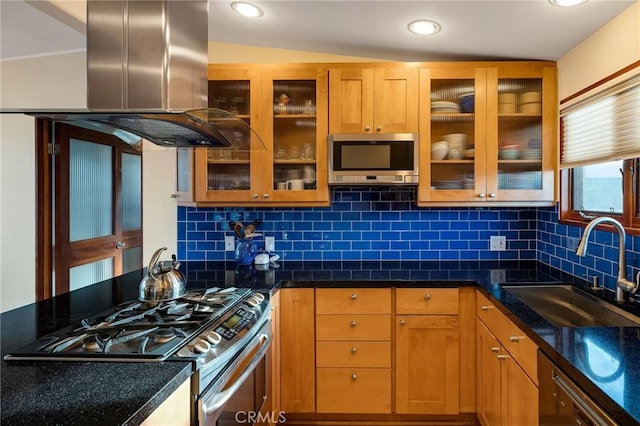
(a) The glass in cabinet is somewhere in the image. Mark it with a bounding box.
[486,66,556,203]
[263,68,329,204]
[419,67,487,203]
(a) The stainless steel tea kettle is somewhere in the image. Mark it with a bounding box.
[139,247,186,302]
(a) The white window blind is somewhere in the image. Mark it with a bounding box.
[560,73,640,169]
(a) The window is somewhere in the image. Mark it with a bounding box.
[559,62,640,233]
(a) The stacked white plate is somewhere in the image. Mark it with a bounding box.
[521,149,542,160]
[431,101,460,113]
[498,171,542,189]
[433,180,463,189]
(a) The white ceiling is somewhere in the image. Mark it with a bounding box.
[0,0,635,62]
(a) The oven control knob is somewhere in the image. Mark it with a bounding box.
[193,337,211,354]
[205,331,222,345]
[246,297,260,307]
[252,293,265,302]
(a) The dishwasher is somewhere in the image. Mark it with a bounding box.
[538,351,618,425]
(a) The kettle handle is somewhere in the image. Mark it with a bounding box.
[148,247,167,281]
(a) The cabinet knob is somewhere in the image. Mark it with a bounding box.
[262,193,270,199]
[489,193,497,198]
[350,320,357,327]
[424,293,431,300]
[490,346,500,353]
[351,293,357,300]
[351,374,358,380]
[478,193,486,198]
[364,126,371,132]
[400,320,406,326]
[509,336,521,343]
[251,193,259,199]
[351,347,357,354]
[376,126,382,132]
[480,305,492,311]
[497,354,509,360]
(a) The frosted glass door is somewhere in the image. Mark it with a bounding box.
[69,139,113,241]
[54,123,143,294]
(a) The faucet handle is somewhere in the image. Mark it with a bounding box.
[584,275,602,290]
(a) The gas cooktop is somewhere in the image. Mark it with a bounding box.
[4,287,254,362]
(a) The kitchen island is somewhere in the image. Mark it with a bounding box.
[2,260,640,425]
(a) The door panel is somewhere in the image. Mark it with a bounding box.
[54,123,142,294]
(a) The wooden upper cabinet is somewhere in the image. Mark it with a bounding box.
[185,65,329,207]
[329,66,419,134]
[418,62,557,206]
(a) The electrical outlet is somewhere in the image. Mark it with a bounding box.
[265,236,275,252]
[225,235,235,251]
[490,269,506,284]
[490,236,506,251]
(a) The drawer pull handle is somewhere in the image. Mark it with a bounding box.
[490,346,500,353]
[497,354,509,360]
[351,294,357,300]
[509,336,521,343]
[351,374,358,380]
[480,305,492,311]
[350,321,357,327]
[424,294,431,300]
[400,320,406,326]
[351,347,357,354]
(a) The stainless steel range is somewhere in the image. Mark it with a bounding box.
[4,286,273,426]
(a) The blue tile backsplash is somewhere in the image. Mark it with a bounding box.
[177,187,640,292]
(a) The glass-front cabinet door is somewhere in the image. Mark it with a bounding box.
[194,69,261,203]
[262,67,329,205]
[418,67,487,203]
[418,64,556,205]
[486,66,556,203]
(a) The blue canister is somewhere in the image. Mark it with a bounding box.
[235,240,257,265]
[460,93,475,113]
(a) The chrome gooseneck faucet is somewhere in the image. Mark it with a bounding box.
[576,216,637,302]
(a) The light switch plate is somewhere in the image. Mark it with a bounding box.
[490,236,506,251]
[265,236,275,252]
[225,236,235,251]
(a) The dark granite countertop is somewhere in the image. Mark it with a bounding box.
[1,269,195,426]
[3,260,640,425]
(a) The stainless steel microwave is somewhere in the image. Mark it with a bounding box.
[328,133,419,185]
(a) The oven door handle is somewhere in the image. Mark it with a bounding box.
[202,332,271,416]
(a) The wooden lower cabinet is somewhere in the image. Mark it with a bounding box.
[279,288,315,413]
[477,322,503,426]
[395,315,460,414]
[477,292,539,426]
[502,353,538,425]
[316,367,392,413]
[140,377,191,426]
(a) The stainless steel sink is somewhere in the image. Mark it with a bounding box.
[503,285,640,327]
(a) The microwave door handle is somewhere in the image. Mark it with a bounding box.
[202,333,271,416]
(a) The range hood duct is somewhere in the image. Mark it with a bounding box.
[26,0,263,149]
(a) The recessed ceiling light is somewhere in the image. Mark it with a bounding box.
[408,20,441,36]
[548,0,588,7]
[231,2,264,18]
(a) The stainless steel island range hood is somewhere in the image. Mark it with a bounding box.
[22,0,261,149]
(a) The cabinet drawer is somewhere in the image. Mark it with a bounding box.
[316,314,391,341]
[396,288,459,315]
[316,367,392,413]
[316,288,391,314]
[316,341,391,368]
[477,292,538,384]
